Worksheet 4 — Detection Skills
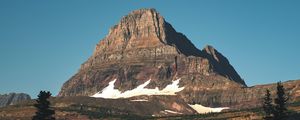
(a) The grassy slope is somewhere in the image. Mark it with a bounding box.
[1,97,300,120]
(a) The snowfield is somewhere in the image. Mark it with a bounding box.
[130,99,149,102]
[164,110,183,114]
[188,104,229,114]
[91,78,184,98]
[91,78,228,114]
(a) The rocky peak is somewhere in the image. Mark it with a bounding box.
[0,93,31,107]
[202,45,246,86]
[203,45,226,63]
[115,8,166,41]
[95,8,166,54]
[94,8,203,57]
[118,9,164,38]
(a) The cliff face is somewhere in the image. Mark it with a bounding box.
[58,8,249,107]
[0,93,31,108]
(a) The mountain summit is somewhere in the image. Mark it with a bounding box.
[94,8,203,57]
[58,8,246,107]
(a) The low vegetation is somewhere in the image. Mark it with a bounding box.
[1,85,300,120]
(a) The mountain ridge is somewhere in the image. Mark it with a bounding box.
[59,8,249,107]
[0,92,31,108]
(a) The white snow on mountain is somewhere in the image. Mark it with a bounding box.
[188,104,229,114]
[91,78,228,114]
[164,110,183,114]
[130,99,148,102]
[91,78,184,99]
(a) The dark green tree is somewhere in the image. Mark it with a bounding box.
[274,81,288,120]
[263,89,274,120]
[32,91,55,120]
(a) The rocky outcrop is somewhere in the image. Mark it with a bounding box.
[58,8,270,108]
[0,93,31,107]
[202,45,246,85]
[182,78,300,108]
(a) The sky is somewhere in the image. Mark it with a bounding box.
[0,0,300,98]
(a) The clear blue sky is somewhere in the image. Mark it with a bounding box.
[1,0,300,97]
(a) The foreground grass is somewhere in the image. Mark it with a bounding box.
[1,98,300,120]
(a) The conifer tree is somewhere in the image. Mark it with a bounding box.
[263,89,274,120]
[274,81,288,120]
[32,91,55,120]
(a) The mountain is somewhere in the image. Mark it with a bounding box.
[0,93,31,108]
[1,8,300,119]
[58,8,300,110]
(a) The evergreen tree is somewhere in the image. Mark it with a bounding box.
[32,91,55,120]
[263,89,274,120]
[274,81,288,120]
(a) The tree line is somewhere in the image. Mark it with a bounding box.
[263,81,289,120]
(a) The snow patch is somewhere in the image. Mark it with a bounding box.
[188,104,229,114]
[91,78,184,99]
[164,110,183,114]
[130,99,148,102]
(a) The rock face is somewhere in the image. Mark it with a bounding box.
[0,93,31,107]
[58,8,300,109]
